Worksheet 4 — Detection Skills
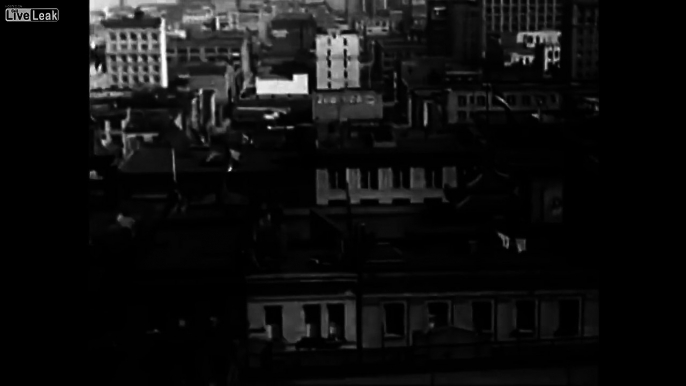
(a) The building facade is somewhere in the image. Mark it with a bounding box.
[166,31,248,73]
[482,0,564,33]
[426,0,484,68]
[102,18,168,88]
[561,0,599,81]
[445,85,562,124]
[313,90,383,122]
[315,32,362,90]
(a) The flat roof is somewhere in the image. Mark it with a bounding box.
[102,18,162,29]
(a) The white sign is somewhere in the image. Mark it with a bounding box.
[272,29,288,38]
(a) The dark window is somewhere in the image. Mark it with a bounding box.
[457,96,467,107]
[468,95,475,105]
[122,75,129,83]
[515,300,536,332]
[328,169,347,190]
[151,33,158,40]
[476,95,486,106]
[521,95,532,106]
[327,304,345,339]
[472,301,493,332]
[427,302,450,328]
[557,299,581,336]
[303,304,321,337]
[360,168,379,190]
[109,33,117,41]
[550,94,558,104]
[384,303,406,337]
[141,44,148,50]
[119,32,127,40]
[506,95,517,105]
[190,48,200,54]
[143,75,150,83]
[424,167,443,189]
[392,167,410,189]
[457,111,467,121]
[264,306,283,329]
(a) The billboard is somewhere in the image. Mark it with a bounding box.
[256,74,309,95]
[313,90,382,122]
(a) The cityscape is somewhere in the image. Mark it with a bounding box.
[88,0,599,385]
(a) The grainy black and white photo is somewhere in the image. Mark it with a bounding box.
[89,0,599,384]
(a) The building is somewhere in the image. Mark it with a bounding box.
[313,89,383,123]
[256,74,309,96]
[373,38,427,102]
[268,13,318,55]
[315,31,362,90]
[166,30,248,73]
[426,0,484,68]
[561,0,599,81]
[482,0,564,33]
[102,17,168,88]
[444,84,562,124]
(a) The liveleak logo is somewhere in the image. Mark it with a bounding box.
[5,7,59,22]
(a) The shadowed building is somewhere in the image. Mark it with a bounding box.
[426,0,484,68]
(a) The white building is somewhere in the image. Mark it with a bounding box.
[315,32,361,90]
[102,17,168,88]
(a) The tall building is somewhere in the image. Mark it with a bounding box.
[315,32,361,90]
[102,17,168,88]
[482,0,564,33]
[426,0,483,68]
[561,0,599,81]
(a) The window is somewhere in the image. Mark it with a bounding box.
[109,32,117,41]
[556,299,581,337]
[550,94,558,104]
[472,301,493,332]
[122,75,129,83]
[457,111,467,122]
[151,32,158,41]
[468,95,475,105]
[152,75,160,83]
[392,167,410,189]
[303,304,321,338]
[119,32,127,40]
[427,302,450,328]
[130,32,138,40]
[521,95,532,106]
[143,75,150,83]
[190,48,200,54]
[383,303,406,337]
[360,168,379,190]
[424,167,443,189]
[327,304,345,340]
[505,94,517,105]
[457,96,467,107]
[111,75,119,83]
[328,169,347,190]
[141,44,148,51]
[476,95,486,106]
[515,300,536,334]
[264,305,283,339]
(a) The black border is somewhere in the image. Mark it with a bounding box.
[4,0,82,381]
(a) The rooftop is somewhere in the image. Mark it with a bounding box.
[102,18,163,29]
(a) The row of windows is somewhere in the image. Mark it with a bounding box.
[108,43,161,52]
[262,298,583,341]
[328,167,444,190]
[486,21,561,32]
[455,93,558,108]
[264,303,346,340]
[108,31,160,42]
[111,75,162,84]
[321,81,357,90]
[484,0,561,7]
[108,54,162,64]
[108,66,162,75]
[167,47,240,55]
[171,55,238,64]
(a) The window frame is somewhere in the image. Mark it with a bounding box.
[555,297,582,337]
[514,299,538,335]
[382,301,407,338]
[471,299,495,333]
[426,300,451,329]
